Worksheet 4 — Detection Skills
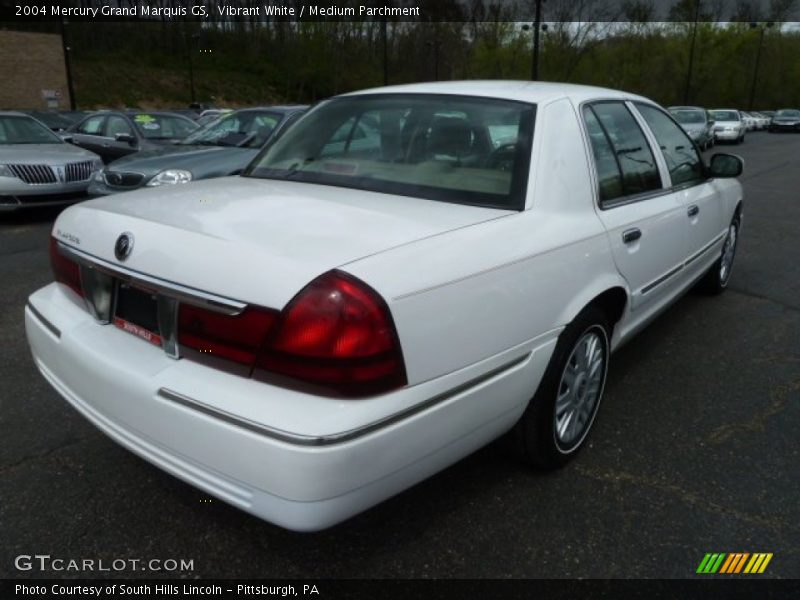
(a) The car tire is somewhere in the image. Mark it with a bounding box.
[698,215,740,295]
[513,306,611,469]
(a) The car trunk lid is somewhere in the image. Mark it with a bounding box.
[54,176,510,308]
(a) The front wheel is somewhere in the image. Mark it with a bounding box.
[513,306,611,469]
[698,216,740,295]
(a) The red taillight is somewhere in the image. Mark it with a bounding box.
[178,304,278,367]
[255,270,407,397]
[49,237,84,298]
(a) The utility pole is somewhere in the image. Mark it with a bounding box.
[186,32,200,105]
[532,0,543,80]
[426,39,442,81]
[522,0,545,81]
[59,15,77,110]
[748,22,774,110]
[683,0,701,104]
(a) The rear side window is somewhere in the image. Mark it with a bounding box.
[583,102,662,204]
[78,115,105,135]
[635,103,704,187]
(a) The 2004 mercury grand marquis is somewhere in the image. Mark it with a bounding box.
[25,82,743,531]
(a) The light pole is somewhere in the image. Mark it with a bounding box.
[748,22,774,110]
[59,15,77,110]
[683,0,701,104]
[522,0,546,81]
[382,19,389,86]
[186,32,200,105]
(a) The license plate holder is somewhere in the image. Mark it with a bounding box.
[113,283,162,347]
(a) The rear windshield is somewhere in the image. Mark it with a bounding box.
[180,110,283,148]
[711,110,740,122]
[132,114,198,140]
[245,94,535,210]
[671,110,705,124]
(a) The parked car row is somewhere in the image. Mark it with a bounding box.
[667,105,799,147]
[87,106,306,195]
[0,105,306,211]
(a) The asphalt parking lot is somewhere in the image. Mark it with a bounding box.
[1,132,798,579]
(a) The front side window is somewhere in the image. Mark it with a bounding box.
[245,94,535,210]
[636,103,704,187]
[0,116,63,144]
[583,102,661,204]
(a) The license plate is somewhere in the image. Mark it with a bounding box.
[114,284,162,347]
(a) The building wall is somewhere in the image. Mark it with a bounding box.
[0,30,71,110]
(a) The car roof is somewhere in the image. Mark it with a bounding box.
[231,105,308,114]
[342,80,654,105]
[668,106,706,111]
[121,110,195,117]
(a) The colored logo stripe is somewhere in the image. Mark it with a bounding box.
[697,552,773,574]
[719,553,749,573]
[744,553,773,574]
[697,553,726,573]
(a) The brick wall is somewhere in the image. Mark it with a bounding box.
[0,30,71,110]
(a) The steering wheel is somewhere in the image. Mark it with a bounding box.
[484,142,517,170]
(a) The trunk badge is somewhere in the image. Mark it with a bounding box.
[114,232,135,261]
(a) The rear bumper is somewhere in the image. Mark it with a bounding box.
[769,123,800,132]
[25,283,556,531]
[713,130,741,141]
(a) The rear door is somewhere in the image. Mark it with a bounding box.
[103,115,141,161]
[582,101,687,310]
[633,103,725,281]
[70,114,107,158]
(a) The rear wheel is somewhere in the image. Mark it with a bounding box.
[699,215,740,295]
[514,306,611,469]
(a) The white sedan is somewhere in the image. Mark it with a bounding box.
[25,82,744,531]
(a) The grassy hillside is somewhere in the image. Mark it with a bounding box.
[72,56,283,109]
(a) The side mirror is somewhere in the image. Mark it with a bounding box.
[709,153,743,178]
[707,120,715,126]
[61,135,74,144]
[115,133,137,145]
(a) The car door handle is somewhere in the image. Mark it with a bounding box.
[622,228,642,244]
[687,205,700,217]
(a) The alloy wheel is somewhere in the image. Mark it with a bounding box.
[554,328,607,451]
